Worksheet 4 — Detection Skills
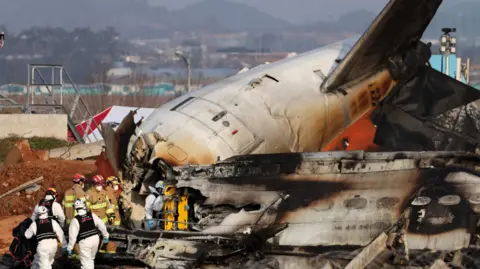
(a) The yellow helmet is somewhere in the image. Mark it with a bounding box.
[106,176,119,185]
[164,185,176,196]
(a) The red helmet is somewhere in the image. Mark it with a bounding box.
[93,174,105,185]
[46,187,57,197]
[73,173,85,183]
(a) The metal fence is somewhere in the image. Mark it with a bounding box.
[0,83,182,96]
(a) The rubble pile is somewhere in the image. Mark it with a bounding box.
[0,140,97,217]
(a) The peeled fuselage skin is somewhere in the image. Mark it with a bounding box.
[128,36,396,168]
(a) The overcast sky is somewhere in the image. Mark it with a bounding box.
[148,0,389,24]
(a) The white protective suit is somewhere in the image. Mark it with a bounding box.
[67,212,109,269]
[144,186,164,230]
[31,202,66,227]
[24,220,67,269]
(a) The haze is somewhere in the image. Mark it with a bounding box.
[149,0,464,24]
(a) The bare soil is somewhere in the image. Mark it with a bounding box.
[0,159,97,217]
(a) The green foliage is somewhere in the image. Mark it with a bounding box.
[0,135,69,162]
[27,136,69,150]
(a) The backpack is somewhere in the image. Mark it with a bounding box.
[6,218,37,267]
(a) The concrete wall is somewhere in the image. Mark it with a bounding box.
[49,140,104,160]
[0,114,68,140]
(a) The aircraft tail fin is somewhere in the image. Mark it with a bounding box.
[321,0,443,92]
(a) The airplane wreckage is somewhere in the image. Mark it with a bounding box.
[90,0,480,268]
[8,0,480,268]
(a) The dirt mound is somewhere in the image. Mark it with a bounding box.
[0,159,97,217]
[0,215,28,253]
[2,140,48,166]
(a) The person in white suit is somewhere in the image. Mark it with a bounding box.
[24,206,67,269]
[66,199,109,269]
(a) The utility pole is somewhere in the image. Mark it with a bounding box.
[175,51,191,93]
[439,28,457,77]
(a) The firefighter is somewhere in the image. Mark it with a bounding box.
[63,173,88,225]
[108,176,134,228]
[86,175,115,224]
[24,206,67,269]
[144,181,164,231]
[31,187,66,227]
[105,176,121,226]
[66,199,109,269]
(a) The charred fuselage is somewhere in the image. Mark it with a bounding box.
[100,150,480,269]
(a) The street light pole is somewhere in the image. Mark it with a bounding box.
[175,51,191,93]
[440,28,457,77]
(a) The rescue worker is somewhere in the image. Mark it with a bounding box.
[31,187,66,227]
[144,181,164,231]
[66,199,109,269]
[86,175,115,224]
[24,206,67,269]
[63,173,88,225]
[105,176,121,226]
[107,176,134,229]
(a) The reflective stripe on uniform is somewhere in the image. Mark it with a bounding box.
[99,249,116,254]
[101,217,108,223]
[106,208,114,214]
[90,203,107,209]
[64,195,76,201]
[64,195,86,207]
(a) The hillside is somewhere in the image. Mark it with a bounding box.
[0,0,478,40]
[168,0,290,31]
[299,9,376,33]
[0,0,290,36]
[0,0,168,35]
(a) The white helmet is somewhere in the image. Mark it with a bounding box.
[74,199,87,216]
[155,181,164,190]
[37,206,49,219]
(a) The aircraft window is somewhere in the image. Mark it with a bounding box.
[170,97,195,111]
[376,197,399,209]
[411,196,431,206]
[438,195,461,206]
[469,193,480,204]
[211,110,227,122]
[344,195,367,209]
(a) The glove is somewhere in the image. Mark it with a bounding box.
[184,205,190,211]
[103,237,109,244]
[108,214,115,224]
[147,219,154,230]
[65,248,72,257]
